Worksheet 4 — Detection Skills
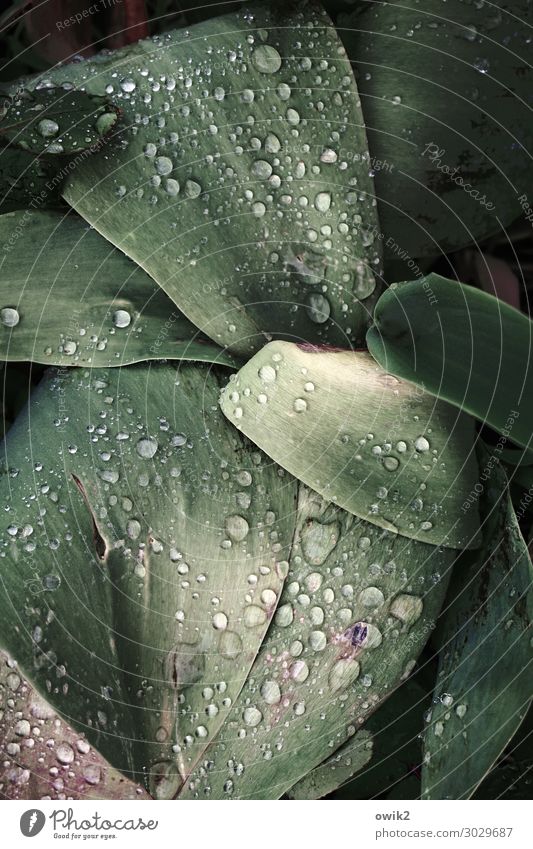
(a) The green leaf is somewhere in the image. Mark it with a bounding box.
[421,458,533,799]
[0,210,236,367]
[0,147,69,214]
[180,485,456,799]
[339,0,533,258]
[19,2,383,356]
[367,274,533,452]
[220,340,480,548]
[0,87,120,156]
[286,728,374,799]
[330,677,430,799]
[0,649,150,800]
[0,363,298,796]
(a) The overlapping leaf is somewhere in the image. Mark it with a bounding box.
[339,0,533,257]
[220,340,480,548]
[0,209,235,367]
[16,2,383,355]
[0,363,298,796]
[421,459,533,799]
[180,485,456,799]
[0,650,149,801]
[367,274,533,452]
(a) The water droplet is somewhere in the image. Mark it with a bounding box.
[155,156,173,176]
[251,159,273,179]
[252,44,282,74]
[301,520,339,565]
[136,437,158,459]
[120,77,136,93]
[329,658,360,693]
[37,118,59,138]
[390,593,424,625]
[290,660,309,683]
[1,307,20,327]
[56,742,75,765]
[293,398,307,413]
[244,605,267,627]
[309,630,327,651]
[359,586,384,608]
[252,201,266,217]
[306,293,330,324]
[261,680,281,705]
[185,179,201,198]
[275,603,293,627]
[219,630,243,659]
[225,514,249,542]
[243,706,263,726]
[315,192,331,212]
[212,612,228,630]
[415,436,430,452]
[258,364,276,383]
[113,309,131,328]
[166,178,180,196]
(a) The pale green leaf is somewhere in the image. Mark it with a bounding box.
[220,340,480,548]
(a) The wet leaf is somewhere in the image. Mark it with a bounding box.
[0,88,120,156]
[0,209,236,367]
[18,2,383,356]
[367,274,533,452]
[339,0,533,257]
[331,677,430,799]
[421,459,533,799]
[0,650,149,800]
[0,363,298,795]
[220,340,480,548]
[286,728,373,799]
[180,486,456,799]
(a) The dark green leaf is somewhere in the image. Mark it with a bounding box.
[0,87,120,156]
[339,0,533,258]
[367,274,533,452]
[0,210,236,367]
[18,2,383,356]
[421,458,533,799]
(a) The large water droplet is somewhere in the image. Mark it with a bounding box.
[252,44,282,74]
[1,307,20,327]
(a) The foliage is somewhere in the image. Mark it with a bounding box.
[0,0,531,801]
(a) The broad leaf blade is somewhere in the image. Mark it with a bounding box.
[421,460,533,799]
[339,0,533,258]
[180,485,455,799]
[0,650,149,800]
[21,3,383,356]
[0,364,297,795]
[0,210,235,367]
[220,340,480,548]
[367,274,533,452]
[286,729,373,800]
